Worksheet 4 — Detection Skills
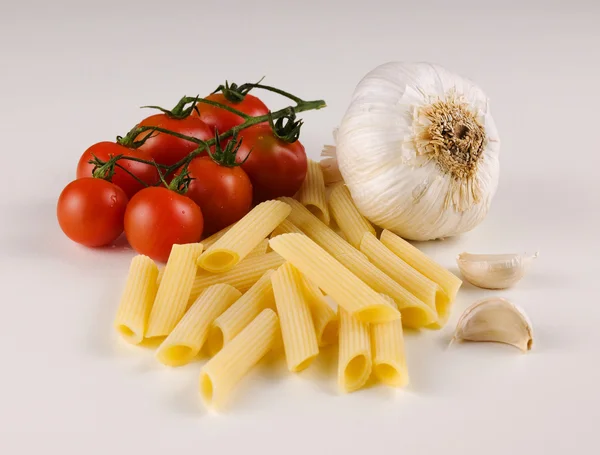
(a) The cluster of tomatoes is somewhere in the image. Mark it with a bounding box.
[57,86,308,262]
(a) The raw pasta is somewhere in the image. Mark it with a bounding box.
[156,284,241,367]
[371,295,409,387]
[380,229,462,325]
[328,183,376,249]
[360,232,447,326]
[190,252,285,303]
[271,263,319,372]
[146,243,203,338]
[199,309,279,410]
[301,276,338,346]
[338,307,371,393]
[295,159,330,224]
[270,219,304,238]
[114,255,159,344]
[279,196,368,260]
[197,200,291,273]
[207,270,276,356]
[277,198,436,327]
[158,240,272,286]
[269,234,400,323]
[246,239,269,259]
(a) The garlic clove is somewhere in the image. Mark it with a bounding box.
[456,252,538,289]
[452,298,533,352]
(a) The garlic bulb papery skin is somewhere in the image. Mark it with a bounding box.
[335,62,501,241]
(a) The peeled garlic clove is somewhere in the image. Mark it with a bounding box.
[453,298,533,352]
[456,252,538,289]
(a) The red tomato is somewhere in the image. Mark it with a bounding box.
[76,142,158,199]
[236,124,307,203]
[57,178,128,247]
[178,156,253,236]
[136,114,213,167]
[197,93,268,134]
[124,187,204,262]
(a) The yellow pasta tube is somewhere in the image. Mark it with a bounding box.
[271,263,319,372]
[320,145,344,185]
[380,229,462,319]
[338,307,371,393]
[207,270,276,356]
[197,200,291,273]
[269,234,399,323]
[360,232,448,325]
[277,198,436,327]
[301,277,338,346]
[114,255,159,344]
[246,239,269,259]
[156,284,241,367]
[199,309,279,410]
[270,219,304,238]
[296,159,330,224]
[201,224,233,249]
[190,252,285,303]
[146,243,203,339]
[371,295,409,387]
[328,183,376,248]
[279,197,367,260]
[157,240,272,286]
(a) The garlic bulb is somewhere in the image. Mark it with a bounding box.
[332,62,500,241]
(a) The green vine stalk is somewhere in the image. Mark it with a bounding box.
[95,82,326,189]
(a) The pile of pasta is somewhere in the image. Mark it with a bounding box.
[113,159,462,410]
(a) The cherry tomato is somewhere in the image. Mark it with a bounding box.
[236,124,307,203]
[136,114,212,167]
[197,93,268,134]
[76,142,158,199]
[177,156,253,236]
[57,178,128,247]
[124,187,204,262]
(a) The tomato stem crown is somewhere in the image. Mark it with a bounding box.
[269,111,303,143]
[116,125,157,149]
[140,95,199,120]
[206,130,250,167]
[213,77,265,103]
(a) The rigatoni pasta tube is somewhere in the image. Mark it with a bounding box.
[156,284,241,367]
[201,224,233,249]
[381,228,462,302]
[296,159,330,224]
[320,146,344,186]
[328,183,376,249]
[190,252,285,302]
[279,197,367,261]
[246,239,269,259]
[114,255,159,344]
[277,199,436,327]
[146,243,203,338]
[301,277,338,346]
[338,307,371,393]
[271,263,319,372]
[371,295,409,387]
[360,232,448,324]
[269,234,399,323]
[197,200,291,273]
[199,309,279,410]
[270,219,304,238]
[207,270,276,356]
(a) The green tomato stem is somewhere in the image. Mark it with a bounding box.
[104,89,326,179]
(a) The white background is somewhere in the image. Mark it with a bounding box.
[1,0,599,453]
